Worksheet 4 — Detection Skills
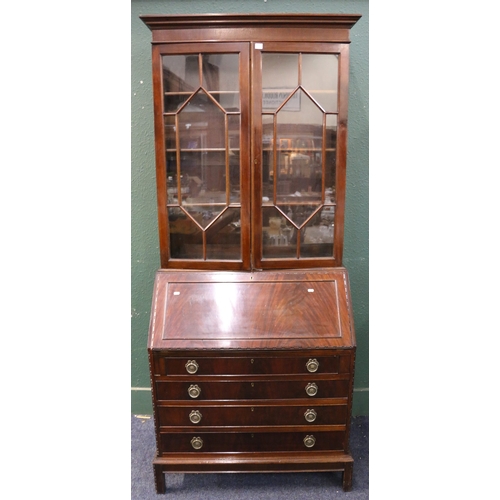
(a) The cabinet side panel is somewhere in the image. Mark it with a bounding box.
[334,44,350,266]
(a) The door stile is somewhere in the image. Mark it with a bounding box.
[152,44,170,266]
[251,43,264,269]
[238,42,252,270]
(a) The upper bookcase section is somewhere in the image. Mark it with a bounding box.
[141,14,361,270]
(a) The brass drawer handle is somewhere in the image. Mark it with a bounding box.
[185,360,199,374]
[306,358,319,373]
[188,384,201,398]
[304,435,316,448]
[190,436,203,450]
[304,409,317,422]
[189,410,202,424]
[305,382,318,396]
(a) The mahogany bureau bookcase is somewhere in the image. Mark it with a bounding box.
[140,13,361,493]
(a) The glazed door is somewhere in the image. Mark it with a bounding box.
[152,41,350,270]
[152,42,251,269]
[252,42,350,268]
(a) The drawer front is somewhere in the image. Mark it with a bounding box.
[157,404,348,427]
[159,430,345,453]
[155,379,349,401]
[154,355,341,376]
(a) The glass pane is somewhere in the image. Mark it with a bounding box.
[178,90,225,150]
[164,115,176,152]
[228,115,241,203]
[178,151,202,199]
[281,203,318,230]
[325,114,338,201]
[275,89,323,209]
[204,152,227,194]
[179,204,224,230]
[166,172,177,204]
[300,206,335,258]
[325,114,338,149]
[177,151,226,202]
[228,114,240,150]
[163,55,199,112]
[202,54,240,111]
[262,207,296,259]
[168,207,203,259]
[262,115,274,201]
[206,208,241,260]
[166,174,190,205]
[324,152,336,202]
[302,54,338,112]
[164,116,178,203]
[178,90,226,207]
[262,53,298,112]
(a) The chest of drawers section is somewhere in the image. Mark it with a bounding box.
[150,349,355,491]
[148,269,356,493]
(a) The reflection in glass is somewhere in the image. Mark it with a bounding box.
[325,114,338,149]
[162,55,198,112]
[206,208,241,260]
[262,53,298,112]
[228,114,241,149]
[325,114,338,201]
[202,54,240,111]
[262,203,335,259]
[228,115,241,203]
[168,207,203,259]
[262,115,274,201]
[324,151,336,203]
[283,204,317,230]
[178,90,225,149]
[164,115,178,203]
[300,206,335,258]
[164,115,176,152]
[302,54,338,112]
[262,207,296,259]
[181,204,224,230]
[276,89,323,209]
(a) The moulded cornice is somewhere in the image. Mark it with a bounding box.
[140,13,362,31]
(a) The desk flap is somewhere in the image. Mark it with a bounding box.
[149,268,355,350]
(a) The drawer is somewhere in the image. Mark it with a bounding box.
[155,378,349,401]
[153,354,342,376]
[157,403,348,427]
[159,430,345,453]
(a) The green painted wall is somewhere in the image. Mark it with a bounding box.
[131,0,369,415]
